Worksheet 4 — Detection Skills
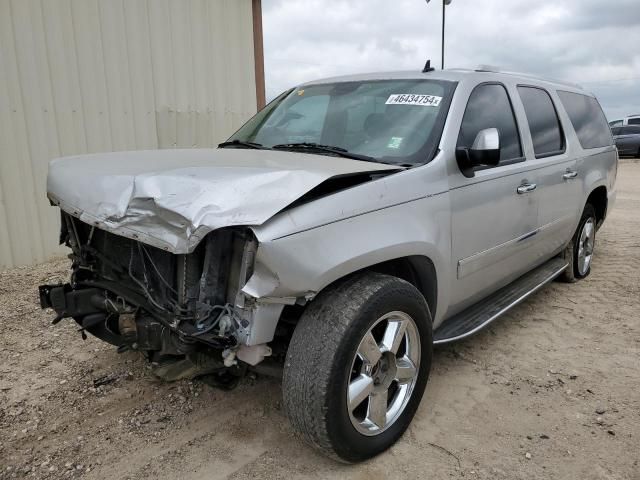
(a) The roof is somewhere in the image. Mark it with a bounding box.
[302,67,588,95]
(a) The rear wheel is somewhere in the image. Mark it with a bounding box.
[282,273,433,462]
[560,204,596,282]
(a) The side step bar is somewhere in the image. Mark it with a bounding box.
[433,257,568,345]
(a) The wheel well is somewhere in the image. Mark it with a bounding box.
[366,256,438,319]
[587,186,608,228]
[279,256,438,335]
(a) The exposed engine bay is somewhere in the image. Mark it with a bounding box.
[40,212,288,387]
[39,149,404,388]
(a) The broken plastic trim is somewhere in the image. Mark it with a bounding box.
[40,280,237,350]
[279,169,402,213]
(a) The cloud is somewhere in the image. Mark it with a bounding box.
[263,0,640,120]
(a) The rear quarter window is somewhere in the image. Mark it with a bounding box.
[557,91,612,149]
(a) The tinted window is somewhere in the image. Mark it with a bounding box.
[557,91,612,149]
[622,126,640,135]
[611,127,622,136]
[458,84,522,162]
[628,118,640,125]
[518,86,564,157]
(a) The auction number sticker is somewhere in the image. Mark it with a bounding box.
[385,94,442,107]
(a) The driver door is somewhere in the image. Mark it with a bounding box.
[447,83,541,315]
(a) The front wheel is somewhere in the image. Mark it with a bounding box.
[282,273,433,462]
[560,203,597,282]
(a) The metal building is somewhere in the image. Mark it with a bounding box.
[0,0,265,269]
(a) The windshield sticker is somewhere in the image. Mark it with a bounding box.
[385,94,442,107]
[387,137,403,149]
[297,89,305,96]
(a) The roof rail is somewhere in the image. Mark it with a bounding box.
[473,65,584,90]
[475,64,503,73]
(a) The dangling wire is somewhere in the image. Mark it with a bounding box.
[128,243,191,316]
[139,244,180,296]
[127,243,240,336]
[128,246,168,313]
[191,303,241,337]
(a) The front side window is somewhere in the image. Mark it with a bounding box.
[557,91,612,149]
[228,79,457,165]
[517,86,564,158]
[457,83,522,163]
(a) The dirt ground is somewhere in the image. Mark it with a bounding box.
[1,162,639,480]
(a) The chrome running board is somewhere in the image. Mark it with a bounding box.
[433,257,568,345]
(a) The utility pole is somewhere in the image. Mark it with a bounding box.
[426,0,452,70]
[441,0,446,69]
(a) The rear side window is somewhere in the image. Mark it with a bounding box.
[628,118,640,125]
[557,91,612,149]
[517,86,564,157]
[458,83,522,163]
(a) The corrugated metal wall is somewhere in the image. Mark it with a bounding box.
[0,0,258,269]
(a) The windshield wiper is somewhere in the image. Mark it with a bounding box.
[271,142,384,163]
[218,140,269,150]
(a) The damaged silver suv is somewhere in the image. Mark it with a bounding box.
[40,67,617,462]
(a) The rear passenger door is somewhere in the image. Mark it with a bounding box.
[448,83,541,314]
[516,86,579,257]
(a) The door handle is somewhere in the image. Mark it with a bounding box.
[517,183,537,194]
[563,170,578,180]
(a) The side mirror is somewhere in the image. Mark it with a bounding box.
[456,128,501,177]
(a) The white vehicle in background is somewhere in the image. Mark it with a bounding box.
[609,115,640,127]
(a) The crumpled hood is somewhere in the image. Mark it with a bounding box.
[47,148,398,253]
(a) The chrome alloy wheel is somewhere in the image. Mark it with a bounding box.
[577,217,595,276]
[347,311,421,436]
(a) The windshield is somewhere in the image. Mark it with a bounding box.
[227,79,456,165]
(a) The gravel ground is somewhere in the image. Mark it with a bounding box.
[1,162,639,480]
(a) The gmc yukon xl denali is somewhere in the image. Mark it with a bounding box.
[40,67,617,462]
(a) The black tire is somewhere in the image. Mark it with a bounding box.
[560,203,597,282]
[282,273,433,462]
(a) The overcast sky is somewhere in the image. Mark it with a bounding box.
[262,0,640,121]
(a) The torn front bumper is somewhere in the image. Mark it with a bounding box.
[38,280,237,353]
